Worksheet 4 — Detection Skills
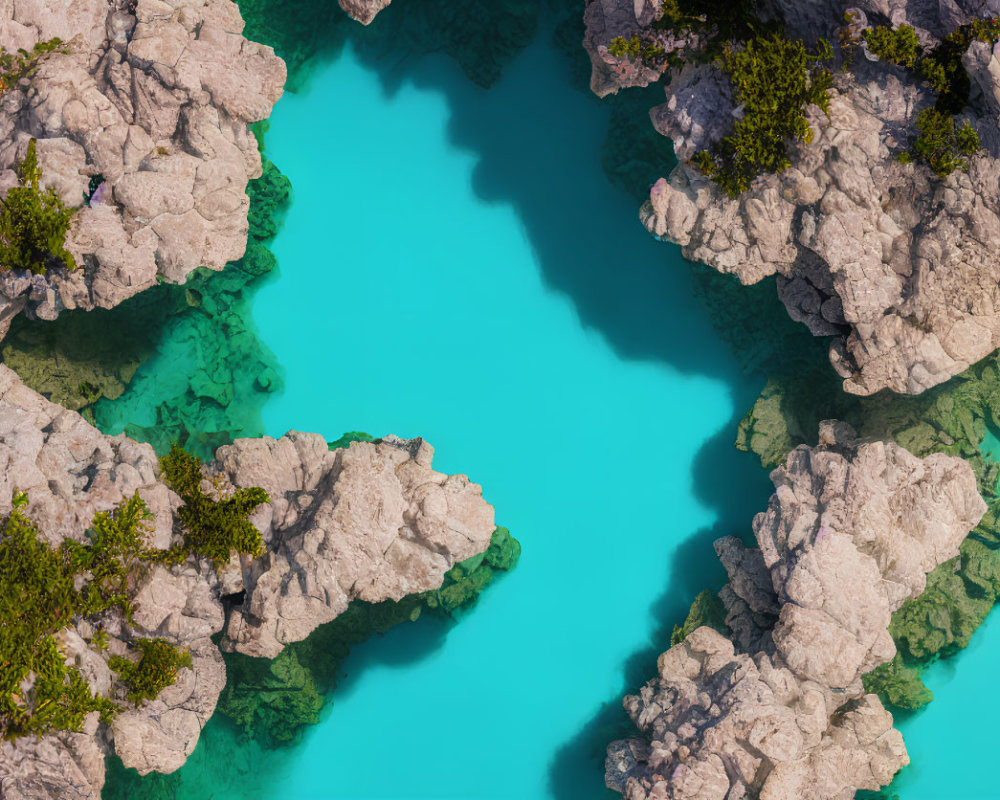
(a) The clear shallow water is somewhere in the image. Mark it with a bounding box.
[241,31,768,800]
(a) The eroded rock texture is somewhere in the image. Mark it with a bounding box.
[585,0,1000,395]
[216,433,496,658]
[339,0,393,25]
[606,421,985,800]
[0,0,285,338]
[0,365,496,798]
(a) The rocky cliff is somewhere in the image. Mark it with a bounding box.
[585,0,1000,396]
[0,364,497,799]
[0,0,285,339]
[606,421,986,800]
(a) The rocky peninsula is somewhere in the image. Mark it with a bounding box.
[607,421,986,799]
[0,0,284,339]
[0,363,500,799]
[586,0,1000,396]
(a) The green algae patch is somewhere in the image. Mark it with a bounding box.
[327,431,374,450]
[670,589,729,646]
[216,526,520,747]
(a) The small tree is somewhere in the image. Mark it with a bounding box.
[0,139,77,274]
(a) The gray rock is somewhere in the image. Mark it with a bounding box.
[339,0,393,25]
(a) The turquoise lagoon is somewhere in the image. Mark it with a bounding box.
[246,34,769,799]
[100,10,997,800]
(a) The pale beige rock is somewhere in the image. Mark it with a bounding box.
[607,421,985,800]
[0,0,286,339]
[216,433,496,658]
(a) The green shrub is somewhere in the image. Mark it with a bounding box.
[109,638,192,705]
[655,0,760,51]
[158,444,269,567]
[0,138,77,274]
[862,24,920,67]
[692,34,833,197]
[912,108,979,177]
[0,493,117,739]
[607,35,668,66]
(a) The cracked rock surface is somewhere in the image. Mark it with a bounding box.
[0,0,285,339]
[606,421,985,800]
[0,365,496,798]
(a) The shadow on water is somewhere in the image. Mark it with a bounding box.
[318,5,779,797]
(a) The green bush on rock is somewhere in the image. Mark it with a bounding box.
[691,34,833,197]
[109,638,193,705]
[0,139,77,275]
[670,589,729,645]
[157,444,269,568]
[862,24,920,67]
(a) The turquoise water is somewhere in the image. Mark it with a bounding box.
[237,28,770,800]
[885,433,1000,799]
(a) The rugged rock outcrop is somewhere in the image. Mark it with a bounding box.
[339,0,393,25]
[0,0,285,339]
[606,421,986,800]
[0,364,496,798]
[215,432,496,659]
[585,0,1000,395]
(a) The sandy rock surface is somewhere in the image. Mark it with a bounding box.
[586,0,1000,394]
[0,0,285,339]
[0,366,495,797]
[607,421,985,800]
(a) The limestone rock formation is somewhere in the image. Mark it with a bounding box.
[215,433,496,658]
[0,0,285,339]
[586,0,1000,395]
[606,421,986,800]
[0,364,497,798]
[339,0,393,25]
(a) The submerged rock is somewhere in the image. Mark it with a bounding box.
[607,421,985,800]
[0,365,501,798]
[0,0,285,339]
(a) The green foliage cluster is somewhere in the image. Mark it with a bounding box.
[862,24,919,67]
[217,527,520,746]
[654,0,760,53]
[861,20,999,175]
[109,638,192,705]
[670,589,729,645]
[0,39,65,94]
[157,444,269,568]
[912,107,980,177]
[0,139,77,275]
[0,493,116,739]
[0,491,198,739]
[607,35,669,67]
[692,34,833,197]
[735,342,1000,712]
